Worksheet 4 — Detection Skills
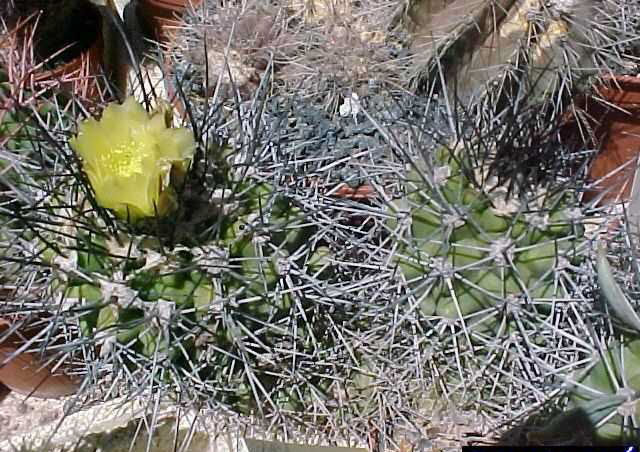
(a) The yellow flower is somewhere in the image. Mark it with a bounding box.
[70,97,196,221]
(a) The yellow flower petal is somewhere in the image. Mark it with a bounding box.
[70,97,196,222]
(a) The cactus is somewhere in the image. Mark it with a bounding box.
[392,150,584,326]
[369,87,602,426]
[407,0,640,103]
[569,339,640,444]
[240,87,599,429]
[0,67,604,449]
[401,0,640,196]
[0,88,358,422]
[165,0,411,111]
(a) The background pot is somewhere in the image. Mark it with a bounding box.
[0,319,80,399]
[3,2,108,101]
[333,183,377,200]
[562,75,640,206]
[137,0,204,43]
[0,383,9,403]
[31,30,106,100]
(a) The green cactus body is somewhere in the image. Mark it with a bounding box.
[569,340,640,443]
[471,207,511,234]
[515,241,557,282]
[237,239,281,292]
[392,147,583,334]
[271,200,312,252]
[448,238,489,268]
[65,283,102,302]
[66,283,103,336]
[435,281,492,318]
[412,206,443,239]
[307,246,333,278]
[112,308,145,345]
[75,233,110,276]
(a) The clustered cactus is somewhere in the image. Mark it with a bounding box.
[0,82,622,446]
[2,0,640,447]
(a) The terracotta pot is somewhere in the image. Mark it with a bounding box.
[0,319,80,399]
[3,5,107,101]
[562,75,640,205]
[31,37,106,101]
[32,3,106,100]
[332,183,377,200]
[137,0,204,43]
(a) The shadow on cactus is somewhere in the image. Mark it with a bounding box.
[533,227,640,445]
[572,339,640,443]
[528,339,640,445]
[406,0,639,199]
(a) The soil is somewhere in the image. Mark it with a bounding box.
[0,391,66,440]
[0,388,487,451]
